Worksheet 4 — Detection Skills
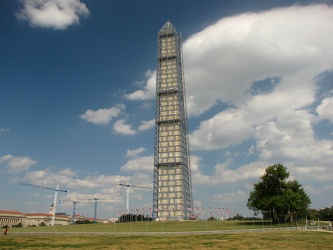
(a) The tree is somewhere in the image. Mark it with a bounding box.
[247,164,311,222]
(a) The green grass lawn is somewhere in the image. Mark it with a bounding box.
[1,230,332,249]
[6,220,310,233]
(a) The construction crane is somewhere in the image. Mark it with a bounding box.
[60,194,113,224]
[20,182,69,226]
[118,183,152,213]
[59,197,80,224]
[88,194,113,223]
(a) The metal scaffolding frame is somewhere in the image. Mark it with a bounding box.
[153,21,193,220]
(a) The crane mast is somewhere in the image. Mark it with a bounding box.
[59,197,80,224]
[118,183,152,213]
[20,182,69,226]
[60,194,113,224]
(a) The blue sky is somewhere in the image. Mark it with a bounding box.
[1,0,333,220]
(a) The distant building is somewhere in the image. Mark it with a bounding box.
[0,210,26,228]
[153,21,193,220]
[0,210,70,227]
[25,213,69,226]
[108,217,118,223]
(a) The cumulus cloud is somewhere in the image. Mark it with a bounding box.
[22,167,127,190]
[80,104,125,125]
[294,165,333,181]
[316,96,333,123]
[191,155,266,185]
[120,155,153,173]
[255,110,333,168]
[213,161,266,184]
[0,154,37,173]
[119,155,154,191]
[189,155,211,184]
[126,147,146,158]
[183,4,332,116]
[190,109,255,150]
[138,119,155,131]
[184,4,333,185]
[21,168,126,210]
[113,119,137,135]
[213,191,247,203]
[16,0,90,30]
[124,70,156,101]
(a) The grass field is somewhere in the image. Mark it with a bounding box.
[1,221,332,249]
[2,220,312,233]
[1,231,332,249]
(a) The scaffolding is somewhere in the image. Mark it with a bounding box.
[153,21,193,220]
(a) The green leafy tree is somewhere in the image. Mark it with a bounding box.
[247,164,311,222]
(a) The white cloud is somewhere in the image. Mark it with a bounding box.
[183,4,332,116]
[189,155,211,184]
[138,119,155,131]
[20,168,126,211]
[294,165,333,181]
[0,154,37,173]
[214,161,265,184]
[213,191,247,203]
[80,104,125,125]
[120,155,153,173]
[124,70,156,101]
[316,96,333,123]
[126,147,146,158]
[190,109,255,150]
[16,0,90,30]
[255,110,333,168]
[113,119,137,135]
[22,167,127,190]
[191,154,268,185]
[119,156,154,192]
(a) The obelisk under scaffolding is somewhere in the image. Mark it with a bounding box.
[153,21,193,220]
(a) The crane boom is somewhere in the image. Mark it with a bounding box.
[59,198,80,224]
[20,182,69,193]
[20,182,69,226]
[118,183,152,189]
[88,194,114,223]
[118,183,152,212]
